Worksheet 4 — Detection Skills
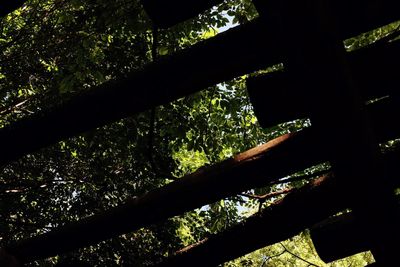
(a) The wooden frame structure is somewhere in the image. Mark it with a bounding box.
[0,0,399,266]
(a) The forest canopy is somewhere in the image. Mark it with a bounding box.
[0,0,399,266]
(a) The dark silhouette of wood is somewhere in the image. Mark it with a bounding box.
[0,249,21,267]
[310,149,400,263]
[7,116,400,263]
[141,0,399,32]
[153,146,400,266]
[140,0,222,28]
[0,0,26,18]
[5,85,400,262]
[1,0,400,166]
[0,19,282,166]
[247,39,400,128]
[310,213,371,263]
[6,129,328,263]
[254,0,399,264]
[154,174,348,267]
[254,0,399,39]
[1,0,398,166]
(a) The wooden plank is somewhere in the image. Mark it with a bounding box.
[311,163,400,264]
[1,2,399,165]
[6,93,400,263]
[155,147,400,266]
[247,39,400,128]
[5,129,326,263]
[0,19,283,166]
[253,0,400,39]
[142,0,400,32]
[311,213,372,263]
[256,0,400,263]
[140,0,223,28]
[154,174,347,266]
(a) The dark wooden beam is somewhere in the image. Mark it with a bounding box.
[311,147,400,263]
[311,213,372,263]
[154,174,347,267]
[1,0,399,165]
[5,92,400,262]
[254,0,400,263]
[5,129,326,263]
[140,0,223,29]
[0,0,26,18]
[155,147,400,266]
[253,0,400,39]
[247,39,400,128]
[0,19,282,166]
[141,0,400,32]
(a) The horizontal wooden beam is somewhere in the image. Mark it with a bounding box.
[247,39,400,129]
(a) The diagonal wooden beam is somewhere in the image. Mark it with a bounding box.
[154,174,347,267]
[5,129,325,263]
[0,19,282,166]
[142,0,399,31]
[154,147,400,266]
[6,97,400,263]
[1,0,399,165]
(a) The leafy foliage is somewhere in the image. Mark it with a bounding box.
[0,0,397,266]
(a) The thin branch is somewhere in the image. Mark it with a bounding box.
[261,250,286,267]
[240,188,293,201]
[269,169,330,186]
[280,243,321,267]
